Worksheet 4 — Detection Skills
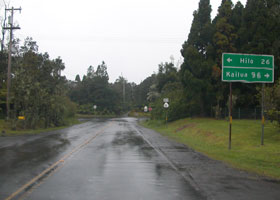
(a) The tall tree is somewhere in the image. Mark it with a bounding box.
[12,37,75,128]
[69,62,121,114]
[231,1,244,51]
[180,0,214,116]
[211,0,238,113]
[213,0,236,60]
[156,62,178,93]
[133,74,156,109]
[240,0,280,77]
[75,74,81,82]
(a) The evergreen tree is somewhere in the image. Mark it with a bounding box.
[156,62,178,93]
[75,74,81,82]
[12,38,75,128]
[213,0,236,59]
[180,0,214,116]
[133,75,156,109]
[231,1,244,51]
[211,0,237,113]
[240,0,280,77]
[69,62,120,114]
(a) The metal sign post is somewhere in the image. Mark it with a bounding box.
[222,53,274,149]
[261,84,265,145]
[93,105,97,115]
[229,83,232,150]
[163,102,169,125]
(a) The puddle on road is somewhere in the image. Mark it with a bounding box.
[0,133,72,198]
[10,122,206,200]
[112,131,144,146]
[87,129,206,200]
[0,133,70,171]
[0,120,111,198]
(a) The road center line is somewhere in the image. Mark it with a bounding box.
[5,122,112,200]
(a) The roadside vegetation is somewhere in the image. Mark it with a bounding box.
[145,0,280,123]
[143,118,280,179]
[139,0,280,179]
[128,111,150,118]
[0,118,81,136]
[0,0,280,137]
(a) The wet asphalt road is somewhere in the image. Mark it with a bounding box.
[1,117,280,200]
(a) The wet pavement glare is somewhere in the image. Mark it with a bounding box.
[20,119,204,200]
[2,118,280,200]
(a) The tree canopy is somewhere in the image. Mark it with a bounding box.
[0,0,279,128]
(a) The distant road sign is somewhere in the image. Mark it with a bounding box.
[222,53,274,83]
[18,116,25,120]
[163,103,169,108]
[163,98,169,103]
[144,106,148,112]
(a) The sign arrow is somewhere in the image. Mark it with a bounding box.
[227,58,232,63]
[264,73,270,78]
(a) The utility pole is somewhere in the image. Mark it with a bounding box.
[4,7,21,120]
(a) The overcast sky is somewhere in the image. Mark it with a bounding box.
[5,0,246,84]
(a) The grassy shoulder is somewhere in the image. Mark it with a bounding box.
[142,118,280,179]
[0,117,81,136]
[128,111,150,118]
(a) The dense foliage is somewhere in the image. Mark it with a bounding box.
[69,62,121,115]
[143,0,280,122]
[0,0,279,128]
[0,37,76,129]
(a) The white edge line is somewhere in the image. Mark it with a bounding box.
[222,52,274,57]
[223,66,273,70]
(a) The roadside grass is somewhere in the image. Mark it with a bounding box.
[0,117,81,136]
[128,111,150,118]
[142,118,280,179]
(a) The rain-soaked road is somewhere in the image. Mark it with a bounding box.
[1,117,280,200]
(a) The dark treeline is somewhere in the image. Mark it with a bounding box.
[69,0,280,122]
[181,0,280,120]
[0,0,280,129]
[0,37,76,129]
[68,63,152,116]
[106,0,280,122]
[139,0,280,122]
[180,0,280,117]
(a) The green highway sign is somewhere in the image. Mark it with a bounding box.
[222,53,274,83]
